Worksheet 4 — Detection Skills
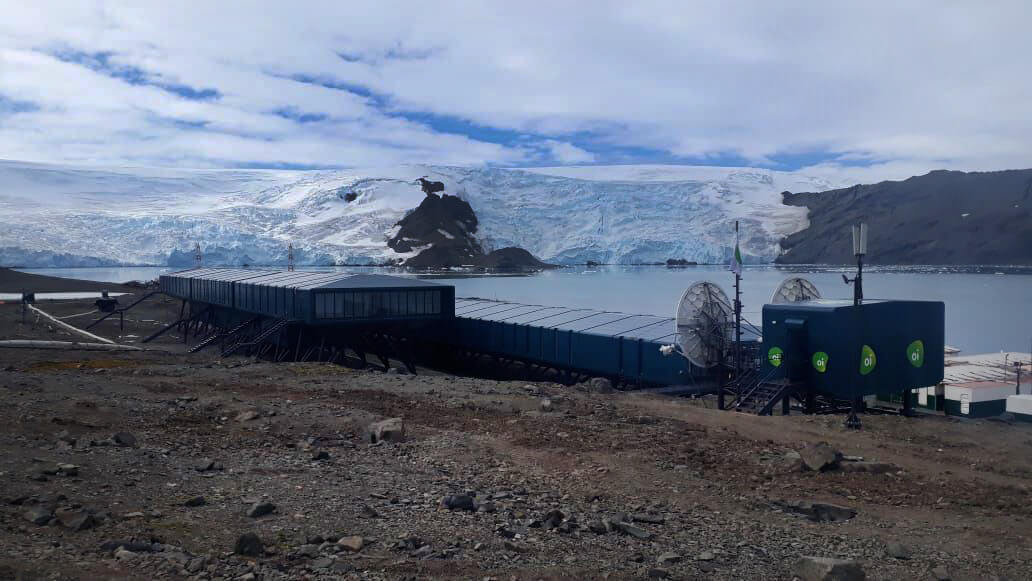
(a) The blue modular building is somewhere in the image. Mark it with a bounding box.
[444,297,757,387]
[159,268,454,325]
[761,299,945,399]
[157,268,736,388]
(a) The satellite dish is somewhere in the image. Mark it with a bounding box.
[675,281,733,368]
[770,277,821,304]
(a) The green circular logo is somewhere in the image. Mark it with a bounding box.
[860,344,877,375]
[768,346,784,368]
[812,351,829,373]
[907,340,924,368]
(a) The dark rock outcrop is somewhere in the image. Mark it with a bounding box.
[388,189,553,270]
[417,177,445,196]
[777,169,1032,265]
[473,247,555,270]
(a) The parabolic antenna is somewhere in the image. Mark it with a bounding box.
[770,277,822,304]
[675,281,734,368]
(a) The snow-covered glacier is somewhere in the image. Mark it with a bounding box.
[0,160,843,267]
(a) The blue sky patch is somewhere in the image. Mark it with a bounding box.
[49,48,221,101]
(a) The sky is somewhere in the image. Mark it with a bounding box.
[0,1,1030,183]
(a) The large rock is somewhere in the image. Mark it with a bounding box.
[793,556,866,581]
[587,377,614,394]
[777,500,856,523]
[112,432,137,447]
[234,533,264,556]
[799,443,842,472]
[612,521,652,540]
[56,508,96,531]
[364,418,405,444]
[337,536,365,552]
[441,494,476,511]
[23,506,53,525]
[886,541,911,560]
[247,501,276,518]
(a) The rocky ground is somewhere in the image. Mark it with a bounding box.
[1,295,1031,580]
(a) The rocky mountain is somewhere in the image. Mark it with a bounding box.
[777,169,1032,265]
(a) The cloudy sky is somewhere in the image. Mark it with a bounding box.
[0,1,1029,182]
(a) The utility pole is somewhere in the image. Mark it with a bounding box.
[845,221,867,429]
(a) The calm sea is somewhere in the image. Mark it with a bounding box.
[17,265,1032,355]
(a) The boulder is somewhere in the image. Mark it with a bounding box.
[23,506,53,525]
[183,496,206,507]
[657,552,682,565]
[441,494,476,511]
[587,377,614,394]
[234,532,264,556]
[799,443,842,472]
[929,565,951,580]
[112,432,137,447]
[793,556,866,581]
[56,508,95,531]
[235,410,261,422]
[364,417,405,444]
[886,541,911,560]
[247,501,276,518]
[612,521,652,540]
[337,536,365,552]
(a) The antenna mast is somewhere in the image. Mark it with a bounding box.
[733,221,743,406]
[193,243,202,268]
[287,242,295,271]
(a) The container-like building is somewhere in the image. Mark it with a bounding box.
[159,268,454,325]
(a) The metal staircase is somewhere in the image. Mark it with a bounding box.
[188,316,260,354]
[221,318,289,357]
[733,378,796,415]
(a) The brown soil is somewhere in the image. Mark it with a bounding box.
[1,295,1031,580]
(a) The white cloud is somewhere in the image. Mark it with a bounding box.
[0,1,1029,181]
[541,140,596,164]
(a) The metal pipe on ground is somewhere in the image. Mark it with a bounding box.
[27,304,115,344]
[0,340,142,351]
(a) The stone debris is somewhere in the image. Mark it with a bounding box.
[793,556,866,581]
[840,461,899,474]
[929,565,951,580]
[235,409,261,422]
[183,496,206,507]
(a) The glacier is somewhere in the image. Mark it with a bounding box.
[0,159,844,267]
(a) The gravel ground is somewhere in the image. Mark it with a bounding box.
[1,296,1031,580]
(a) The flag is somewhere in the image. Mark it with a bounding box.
[729,223,742,275]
